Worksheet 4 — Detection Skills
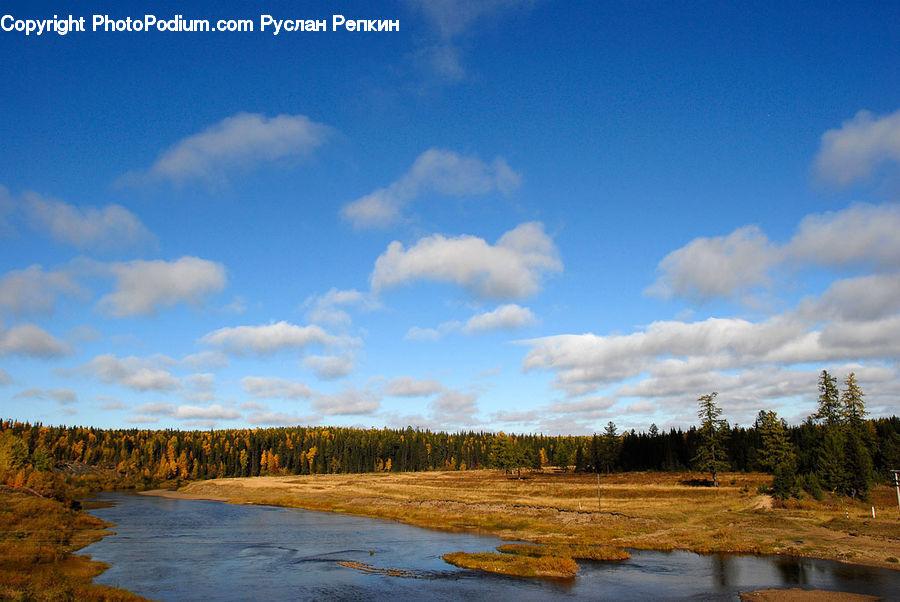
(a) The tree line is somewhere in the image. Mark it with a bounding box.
[2,371,898,499]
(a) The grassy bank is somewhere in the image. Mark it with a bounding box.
[167,470,900,573]
[0,489,142,601]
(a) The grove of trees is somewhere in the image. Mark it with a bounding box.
[2,370,897,500]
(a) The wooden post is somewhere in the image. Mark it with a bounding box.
[597,472,601,512]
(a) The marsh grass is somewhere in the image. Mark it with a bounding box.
[175,470,900,572]
[0,491,142,601]
[442,551,579,578]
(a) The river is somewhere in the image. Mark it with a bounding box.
[81,493,900,600]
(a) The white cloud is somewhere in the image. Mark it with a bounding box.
[80,354,180,391]
[464,304,537,333]
[172,404,240,420]
[202,321,344,354]
[100,257,226,317]
[24,192,155,251]
[248,411,312,426]
[132,401,240,421]
[121,113,331,185]
[134,402,176,415]
[303,354,354,380]
[384,376,444,397]
[371,222,561,299]
[647,226,778,302]
[181,351,229,370]
[304,288,376,326]
[342,149,521,228]
[13,387,77,404]
[311,388,380,415]
[240,376,314,399]
[430,390,478,425]
[814,109,900,187]
[0,265,84,316]
[802,273,900,321]
[98,398,126,410]
[127,415,158,424]
[404,321,460,341]
[0,324,71,357]
[649,203,900,303]
[788,203,900,270]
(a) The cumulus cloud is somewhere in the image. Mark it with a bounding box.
[241,376,314,399]
[463,304,537,333]
[132,402,240,421]
[0,265,84,316]
[371,222,561,299]
[121,113,331,186]
[522,301,900,425]
[788,203,900,270]
[341,149,521,228]
[814,109,900,187]
[0,324,71,357]
[201,321,345,354]
[247,411,312,426]
[80,354,180,391]
[303,288,376,326]
[801,273,900,321]
[172,404,240,420]
[311,388,380,415]
[24,193,155,251]
[384,376,444,397]
[647,226,778,302]
[303,354,355,380]
[649,203,900,303]
[181,351,229,370]
[98,257,226,317]
[430,390,478,425]
[13,387,77,404]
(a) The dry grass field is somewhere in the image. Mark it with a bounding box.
[163,470,900,572]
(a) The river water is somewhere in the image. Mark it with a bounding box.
[82,493,899,600]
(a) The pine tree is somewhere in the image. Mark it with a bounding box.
[754,410,797,499]
[816,370,841,426]
[600,421,619,473]
[692,392,729,487]
[840,373,874,498]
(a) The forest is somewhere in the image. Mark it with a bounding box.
[1,370,898,501]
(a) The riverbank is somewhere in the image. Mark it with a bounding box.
[0,489,142,600]
[147,470,900,571]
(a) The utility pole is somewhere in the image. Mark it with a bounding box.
[891,470,900,517]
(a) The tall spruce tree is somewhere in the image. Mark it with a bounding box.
[814,370,846,491]
[693,392,729,487]
[840,373,874,498]
[754,410,797,499]
[600,421,619,473]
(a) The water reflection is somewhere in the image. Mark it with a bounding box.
[82,493,900,601]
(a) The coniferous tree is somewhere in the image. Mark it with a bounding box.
[600,421,619,473]
[754,410,797,499]
[840,373,874,498]
[814,370,846,491]
[692,392,729,487]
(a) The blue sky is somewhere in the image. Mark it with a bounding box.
[2,0,899,434]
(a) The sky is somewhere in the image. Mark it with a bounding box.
[1,0,899,435]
